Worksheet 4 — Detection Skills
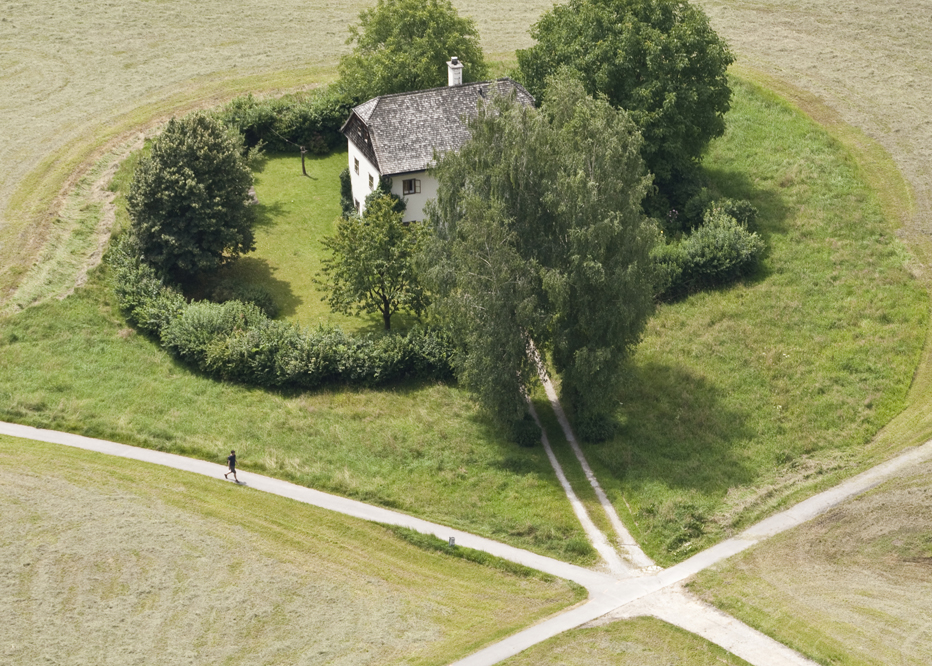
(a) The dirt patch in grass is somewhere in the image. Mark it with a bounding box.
[0,438,581,665]
[691,459,932,665]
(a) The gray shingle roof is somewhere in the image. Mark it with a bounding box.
[341,78,535,176]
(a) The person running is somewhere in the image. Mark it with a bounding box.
[224,449,239,482]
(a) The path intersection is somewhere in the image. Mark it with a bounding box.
[4,416,931,665]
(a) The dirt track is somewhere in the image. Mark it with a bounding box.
[698,0,932,253]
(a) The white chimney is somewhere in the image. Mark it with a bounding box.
[447,56,463,87]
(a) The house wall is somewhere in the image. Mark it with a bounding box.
[347,140,380,215]
[390,171,438,223]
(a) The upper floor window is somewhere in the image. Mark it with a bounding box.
[354,157,359,174]
[369,174,375,190]
[402,178,421,195]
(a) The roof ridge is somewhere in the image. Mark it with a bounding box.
[352,77,522,109]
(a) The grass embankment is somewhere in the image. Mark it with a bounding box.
[690,459,932,665]
[573,77,928,565]
[500,616,752,666]
[1,438,582,665]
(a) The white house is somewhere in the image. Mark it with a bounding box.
[340,58,535,222]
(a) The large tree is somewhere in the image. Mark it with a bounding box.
[516,0,734,209]
[339,0,489,102]
[423,74,659,429]
[127,113,255,280]
[319,195,429,330]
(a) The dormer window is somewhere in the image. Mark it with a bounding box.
[402,179,421,195]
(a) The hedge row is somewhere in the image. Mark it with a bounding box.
[109,235,454,388]
[211,85,354,154]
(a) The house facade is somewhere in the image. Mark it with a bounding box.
[340,58,535,222]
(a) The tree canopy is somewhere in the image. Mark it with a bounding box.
[319,195,429,330]
[126,113,255,280]
[423,74,660,430]
[339,0,489,102]
[516,0,734,209]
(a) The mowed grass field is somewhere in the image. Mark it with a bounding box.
[501,617,753,666]
[690,459,932,665]
[1,437,582,665]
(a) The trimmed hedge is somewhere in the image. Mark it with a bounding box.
[211,85,353,154]
[109,234,454,388]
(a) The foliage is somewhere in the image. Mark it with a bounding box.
[657,209,765,299]
[516,0,735,209]
[212,85,353,153]
[126,113,256,280]
[319,195,428,330]
[424,73,659,427]
[513,413,542,448]
[209,280,279,318]
[338,0,489,101]
[108,234,453,388]
[339,167,356,217]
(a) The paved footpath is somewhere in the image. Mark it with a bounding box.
[4,419,932,665]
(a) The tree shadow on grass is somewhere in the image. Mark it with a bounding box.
[593,361,757,495]
[212,256,303,318]
[251,200,287,231]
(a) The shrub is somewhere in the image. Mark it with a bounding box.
[708,197,759,228]
[574,413,616,443]
[213,85,353,154]
[512,413,541,448]
[339,167,355,217]
[109,233,454,389]
[126,113,256,280]
[210,281,279,318]
[658,210,764,299]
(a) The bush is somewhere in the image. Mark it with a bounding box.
[339,167,355,217]
[657,209,764,299]
[126,113,256,279]
[512,413,541,448]
[213,85,353,154]
[109,232,454,389]
[574,413,616,443]
[210,281,279,318]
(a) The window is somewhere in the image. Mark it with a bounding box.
[369,174,374,190]
[354,157,359,174]
[402,178,421,195]
[354,199,360,213]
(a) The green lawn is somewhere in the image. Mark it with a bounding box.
[2,438,582,665]
[567,78,928,564]
[501,616,752,666]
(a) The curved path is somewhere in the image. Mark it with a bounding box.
[5,418,932,664]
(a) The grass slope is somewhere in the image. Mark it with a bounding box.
[578,78,928,564]
[1,437,582,665]
[501,616,752,666]
[690,459,932,665]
